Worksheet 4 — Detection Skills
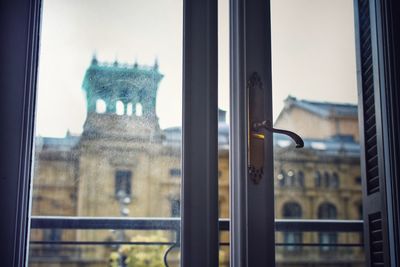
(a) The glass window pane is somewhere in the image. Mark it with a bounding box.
[271,0,365,265]
[29,0,182,266]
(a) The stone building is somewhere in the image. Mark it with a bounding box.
[29,59,363,266]
[273,97,363,266]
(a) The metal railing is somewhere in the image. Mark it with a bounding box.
[30,216,364,266]
[31,216,363,230]
[30,216,363,246]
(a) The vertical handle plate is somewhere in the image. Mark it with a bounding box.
[247,72,264,184]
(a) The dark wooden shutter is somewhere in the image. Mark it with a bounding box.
[354,0,391,266]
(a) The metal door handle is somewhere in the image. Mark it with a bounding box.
[253,120,304,148]
[247,72,304,184]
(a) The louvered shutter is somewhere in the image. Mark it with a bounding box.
[354,0,391,266]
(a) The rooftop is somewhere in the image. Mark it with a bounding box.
[281,96,358,118]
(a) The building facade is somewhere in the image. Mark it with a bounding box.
[273,97,363,266]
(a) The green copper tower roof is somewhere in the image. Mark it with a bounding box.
[82,55,163,117]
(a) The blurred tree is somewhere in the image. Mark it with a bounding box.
[109,232,170,267]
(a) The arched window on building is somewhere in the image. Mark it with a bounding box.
[43,229,62,254]
[136,103,143,116]
[318,202,337,219]
[115,170,132,198]
[277,171,285,187]
[297,171,304,187]
[283,202,302,218]
[116,100,124,115]
[277,170,304,188]
[287,170,295,186]
[95,99,107,113]
[170,199,180,217]
[357,203,363,220]
[323,171,330,188]
[283,202,302,251]
[330,172,339,188]
[315,171,321,187]
[318,202,338,251]
[126,103,133,116]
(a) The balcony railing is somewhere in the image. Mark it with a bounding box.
[31,216,363,245]
[30,216,364,266]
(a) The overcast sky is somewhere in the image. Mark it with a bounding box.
[36,0,357,137]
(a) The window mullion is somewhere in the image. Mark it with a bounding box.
[182,0,219,266]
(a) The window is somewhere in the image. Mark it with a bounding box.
[277,170,285,187]
[315,171,321,187]
[43,229,62,241]
[318,203,338,251]
[96,99,107,113]
[115,170,132,198]
[319,232,338,252]
[3,0,399,266]
[277,170,304,188]
[135,103,143,116]
[323,172,330,188]
[297,171,304,187]
[316,171,340,189]
[276,170,303,187]
[282,202,302,252]
[169,168,181,177]
[318,202,337,219]
[170,199,180,217]
[25,0,184,265]
[116,100,124,115]
[283,202,302,218]
[286,170,295,186]
[126,103,133,116]
[357,203,363,220]
[42,229,62,254]
[330,172,339,188]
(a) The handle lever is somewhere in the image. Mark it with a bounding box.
[253,120,304,148]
